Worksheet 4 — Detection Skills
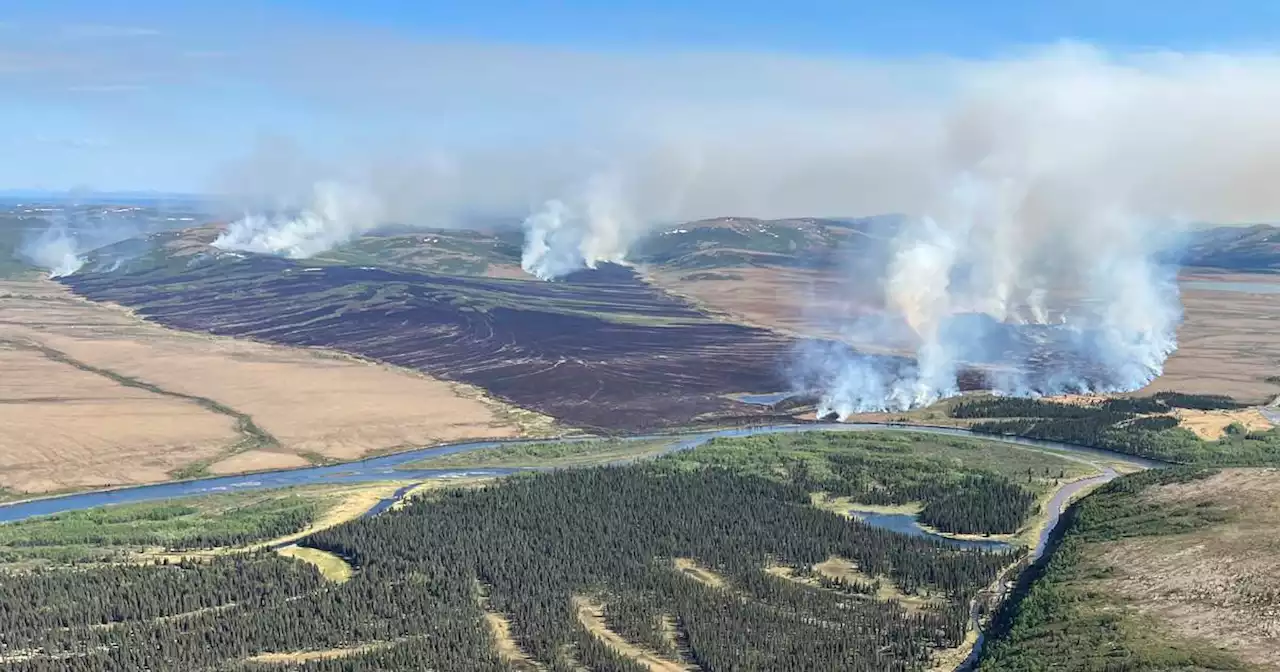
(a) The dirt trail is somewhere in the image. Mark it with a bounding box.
[573,596,695,672]
[476,582,542,670]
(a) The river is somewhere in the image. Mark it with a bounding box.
[0,422,1158,669]
[0,422,1156,548]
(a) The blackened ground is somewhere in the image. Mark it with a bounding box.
[63,259,799,432]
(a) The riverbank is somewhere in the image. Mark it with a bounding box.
[0,422,1159,671]
[0,422,1158,525]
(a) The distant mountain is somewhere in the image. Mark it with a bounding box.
[629,215,901,270]
[1184,224,1280,272]
[18,206,1280,284]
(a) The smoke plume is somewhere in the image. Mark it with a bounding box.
[213,181,384,258]
[20,223,85,278]
[790,45,1280,415]
[520,175,634,279]
[195,41,1280,408]
[18,207,162,278]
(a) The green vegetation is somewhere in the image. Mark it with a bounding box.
[0,434,1039,671]
[659,431,1094,535]
[314,230,523,277]
[0,492,318,564]
[628,217,884,270]
[399,438,676,469]
[954,395,1280,465]
[979,467,1250,671]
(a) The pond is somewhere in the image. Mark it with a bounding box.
[734,391,795,405]
[846,510,1014,552]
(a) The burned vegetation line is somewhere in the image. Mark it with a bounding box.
[2,338,280,454]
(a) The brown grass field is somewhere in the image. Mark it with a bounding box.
[649,267,1280,405]
[1147,274,1280,403]
[0,279,543,494]
[1095,468,1280,668]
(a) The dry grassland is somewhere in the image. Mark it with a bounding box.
[476,581,542,670]
[0,279,541,494]
[1174,407,1276,440]
[133,480,418,565]
[1097,468,1280,669]
[645,267,846,339]
[651,267,1280,405]
[276,545,353,583]
[0,343,236,493]
[1145,275,1280,403]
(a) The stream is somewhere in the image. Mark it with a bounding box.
[0,423,1157,532]
[0,422,1160,669]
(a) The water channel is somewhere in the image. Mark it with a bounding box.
[0,422,1157,555]
[0,422,1161,669]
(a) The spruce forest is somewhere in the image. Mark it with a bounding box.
[0,433,1052,672]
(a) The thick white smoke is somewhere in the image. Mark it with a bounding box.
[520,175,634,279]
[213,181,384,258]
[20,224,85,278]
[801,48,1268,416]
[200,43,1280,407]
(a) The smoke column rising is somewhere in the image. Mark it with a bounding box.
[213,181,384,258]
[521,175,635,279]
[195,43,1280,410]
[20,224,85,278]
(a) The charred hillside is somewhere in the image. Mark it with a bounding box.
[62,258,794,432]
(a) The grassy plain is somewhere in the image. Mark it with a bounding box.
[1147,274,1280,403]
[1096,469,1280,668]
[0,481,425,568]
[0,489,318,565]
[399,438,678,470]
[0,279,540,494]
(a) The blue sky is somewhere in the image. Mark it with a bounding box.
[4,1,1280,193]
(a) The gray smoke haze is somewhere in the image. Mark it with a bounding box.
[17,208,157,278]
[20,223,85,277]
[196,42,1280,410]
[213,181,385,258]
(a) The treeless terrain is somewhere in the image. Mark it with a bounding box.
[0,279,541,494]
[1174,407,1276,440]
[0,342,236,493]
[1145,274,1280,403]
[1097,468,1280,669]
[649,267,1280,404]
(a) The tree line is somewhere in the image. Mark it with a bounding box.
[952,395,1280,465]
[0,462,1020,671]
